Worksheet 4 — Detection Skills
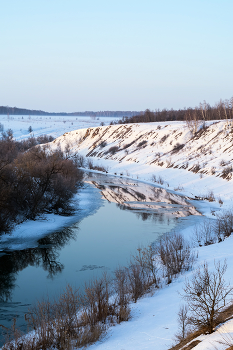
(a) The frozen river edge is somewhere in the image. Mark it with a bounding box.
[0,183,103,254]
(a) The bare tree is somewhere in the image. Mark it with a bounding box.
[82,273,111,326]
[127,263,146,302]
[182,260,233,333]
[175,304,191,342]
[132,245,159,288]
[215,210,233,240]
[185,108,201,135]
[157,232,195,284]
[230,96,233,126]
[193,219,216,246]
[114,267,131,322]
[114,267,129,308]
[200,101,208,122]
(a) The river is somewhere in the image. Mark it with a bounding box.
[0,172,200,345]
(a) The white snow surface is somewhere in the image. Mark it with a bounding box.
[45,120,233,350]
[0,114,119,141]
[2,120,233,349]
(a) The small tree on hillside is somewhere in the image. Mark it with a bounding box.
[182,260,233,334]
[175,304,191,342]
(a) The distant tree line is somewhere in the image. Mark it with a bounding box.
[0,106,140,118]
[115,97,233,125]
[0,130,83,234]
[74,111,141,117]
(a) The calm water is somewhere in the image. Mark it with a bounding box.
[0,173,199,344]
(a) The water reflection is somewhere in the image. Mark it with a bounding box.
[85,173,201,218]
[0,227,76,302]
[0,173,201,345]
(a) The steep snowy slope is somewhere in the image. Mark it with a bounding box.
[48,120,233,207]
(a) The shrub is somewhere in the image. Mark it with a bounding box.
[210,166,216,175]
[220,159,227,167]
[91,165,108,172]
[151,174,164,185]
[87,158,94,169]
[99,140,107,148]
[108,146,119,155]
[160,134,169,143]
[172,143,185,153]
[74,154,85,168]
[205,190,215,202]
[82,274,111,326]
[221,165,232,180]
[132,246,159,288]
[36,134,54,144]
[114,267,129,309]
[127,264,146,302]
[193,220,216,246]
[190,163,201,173]
[151,174,157,183]
[215,210,233,240]
[158,176,164,185]
[137,140,147,148]
[174,185,184,191]
[156,232,195,284]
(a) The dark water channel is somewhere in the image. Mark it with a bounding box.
[0,173,200,345]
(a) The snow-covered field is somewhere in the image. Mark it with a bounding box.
[2,120,233,349]
[0,114,118,141]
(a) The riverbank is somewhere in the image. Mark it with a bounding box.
[0,183,103,253]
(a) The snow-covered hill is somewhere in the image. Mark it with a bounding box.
[48,120,233,209]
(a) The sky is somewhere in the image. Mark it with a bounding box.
[0,0,233,112]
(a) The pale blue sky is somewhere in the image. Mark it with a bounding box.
[0,0,232,112]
